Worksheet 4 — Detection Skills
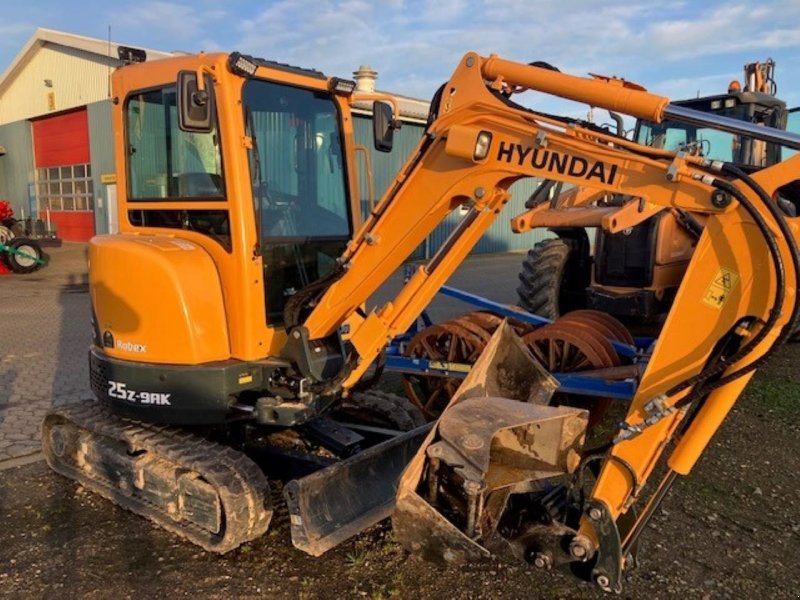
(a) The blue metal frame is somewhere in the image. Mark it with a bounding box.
[386,355,637,401]
[384,274,652,402]
[438,285,646,359]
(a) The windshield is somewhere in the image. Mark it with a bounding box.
[126,85,224,199]
[243,79,350,239]
[636,105,752,164]
[242,79,351,325]
[785,109,799,160]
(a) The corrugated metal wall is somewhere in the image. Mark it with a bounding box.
[0,120,34,217]
[0,44,117,125]
[0,150,5,200]
[353,116,550,257]
[87,100,115,234]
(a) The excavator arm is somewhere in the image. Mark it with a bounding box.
[289,52,800,589]
[298,54,720,374]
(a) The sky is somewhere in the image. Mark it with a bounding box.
[2,0,800,118]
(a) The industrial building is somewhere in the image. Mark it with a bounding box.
[0,28,543,253]
[0,29,173,241]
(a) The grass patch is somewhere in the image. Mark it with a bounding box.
[742,378,800,419]
[345,549,369,568]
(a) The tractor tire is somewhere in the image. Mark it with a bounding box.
[336,390,426,432]
[0,226,12,245]
[1,217,24,238]
[517,238,588,320]
[6,238,43,274]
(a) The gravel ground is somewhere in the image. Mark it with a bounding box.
[1,351,799,599]
[1,245,799,598]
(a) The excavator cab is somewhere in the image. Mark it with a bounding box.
[43,51,432,555]
[86,52,369,426]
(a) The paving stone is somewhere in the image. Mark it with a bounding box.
[0,244,92,460]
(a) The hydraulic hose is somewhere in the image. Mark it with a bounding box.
[665,165,799,406]
[692,166,800,394]
[721,163,800,343]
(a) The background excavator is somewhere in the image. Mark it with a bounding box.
[514,59,800,325]
[41,49,800,594]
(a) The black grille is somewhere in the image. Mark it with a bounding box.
[89,353,110,398]
[594,215,661,288]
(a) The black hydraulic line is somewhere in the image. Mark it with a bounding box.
[672,208,704,239]
[682,166,800,396]
[721,163,800,342]
[663,176,786,401]
[621,470,677,555]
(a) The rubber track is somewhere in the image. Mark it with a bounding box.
[345,391,427,430]
[42,402,272,553]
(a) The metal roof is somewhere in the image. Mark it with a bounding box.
[352,90,431,123]
[0,28,176,98]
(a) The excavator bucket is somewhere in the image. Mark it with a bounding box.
[393,321,589,563]
[282,320,561,556]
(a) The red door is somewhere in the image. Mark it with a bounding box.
[32,109,94,242]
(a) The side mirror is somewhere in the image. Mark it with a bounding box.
[373,101,395,153]
[177,70,215,133]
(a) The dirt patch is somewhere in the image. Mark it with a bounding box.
[2,348,800,598]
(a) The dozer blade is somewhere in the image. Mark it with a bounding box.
[393,321,589,563]
[284,422,432,556]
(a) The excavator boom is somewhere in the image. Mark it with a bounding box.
[41,48,800,593]
[289,52,800,590]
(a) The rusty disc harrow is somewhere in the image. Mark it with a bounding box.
[559,309,634,346]
[402,317,492,420]
[522,317,620,426]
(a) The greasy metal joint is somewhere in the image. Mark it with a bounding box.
[569,534,594,561]
[531,551,554,570]
[595,573,612,591]
[711,190,732,209]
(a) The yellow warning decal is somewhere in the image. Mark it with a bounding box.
[703,267,739,309]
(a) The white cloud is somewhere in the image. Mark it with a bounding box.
[111,1,226,42]
[104,0,797,112]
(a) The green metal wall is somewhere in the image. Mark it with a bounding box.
[0,101,115,231]
[353,116,549,258]
[0,120,34,218]
[87,100,116,234]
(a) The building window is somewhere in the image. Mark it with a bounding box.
[36,164,94,211]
